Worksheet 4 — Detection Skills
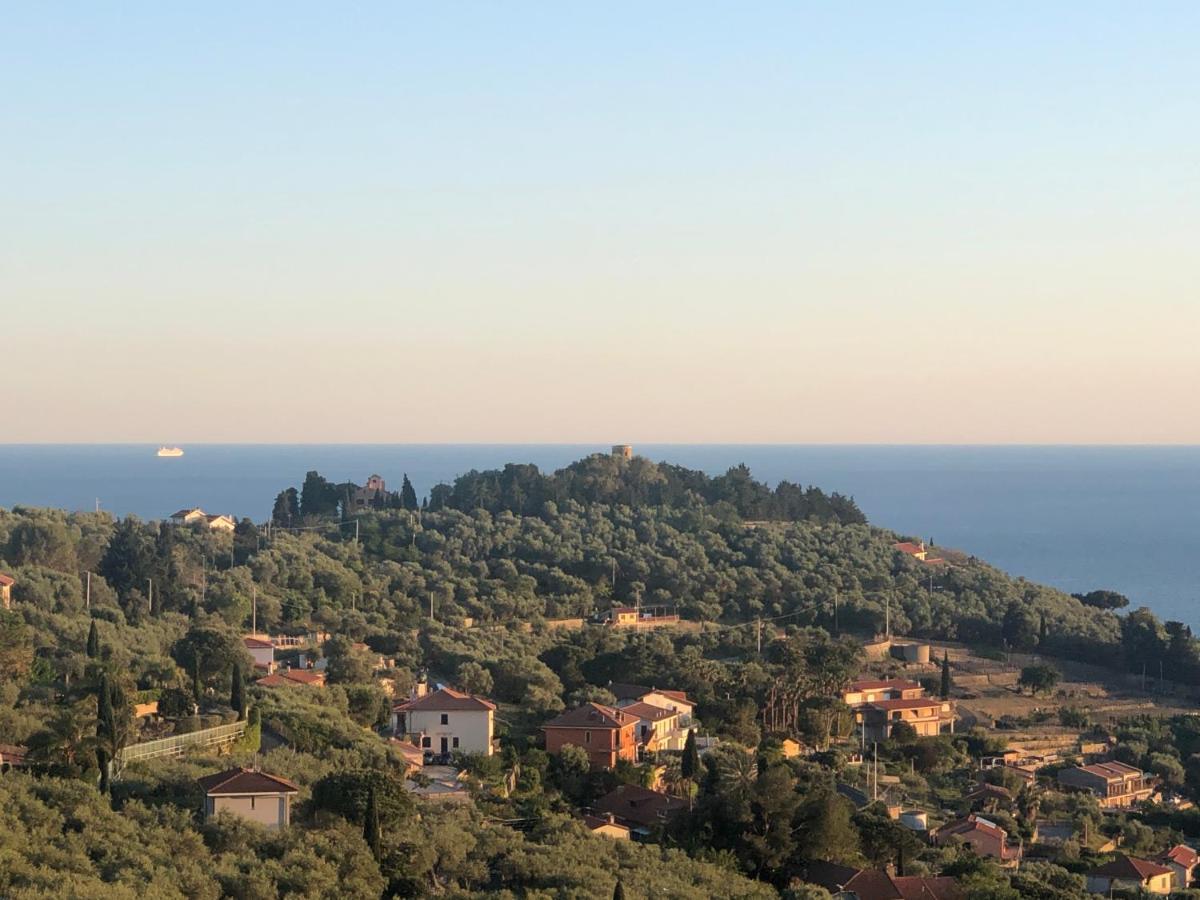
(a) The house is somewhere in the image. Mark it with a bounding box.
[256,668,326,688]
[932,815,1021,865]
[1159,844,1199,890]
[243,636,275,673]
[169,508,236,531]
[802,861,963,900]
[582,812,632,840]
[893,541,928,561]
[1085,855,1173,895]
[351,475,391,511]
[621,701,680,752]
[197,767,299,829]
[843,678,925,708]
[965,782,1015,811]
[0,743,29,769]
[542,703,638,770]
[392,687,496,758]
[609,683,695,723]
[0,572,13,610]
[590,784,686,838]
[1057,761,1154,808]
[389,739,426,775]
[860,698,955,741]
[601,606,680,629]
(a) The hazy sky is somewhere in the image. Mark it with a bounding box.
[3,3,1198,443]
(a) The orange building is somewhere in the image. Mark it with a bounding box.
[542,703,638,770]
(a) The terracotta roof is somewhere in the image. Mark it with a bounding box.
[893,541,925,555]
[0,743,28,765]
[803,862,963,900]
[243,636,274,649]
[867,698,945,711]
[1074,761,1143,781]
[543,702,635,730]
[590,784,686,829]
[170,508,203,518]
[622,701,677,721]
[0,573,14,587]
[393,686,495,712]
[848,678,923,692]
[1088,854,1172,881]
[1163,844,1199,868]
[656,689,691,703]
[256,669,325,687]
[937,815,1007,843]
[197,767,299,795]
[582,812,630,833]
[608,682,652,700]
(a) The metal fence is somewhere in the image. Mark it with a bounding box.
[118,720,246,765]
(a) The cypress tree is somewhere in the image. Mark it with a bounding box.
[1039,613,1048,645]
[86,620,99,659]
[400,474,419,511]
[681,729,699,780]
[97,673,115,794]
[940,651,951,700]
[231,660,246,720]
[613,881,626,900]
[363,784,381,861]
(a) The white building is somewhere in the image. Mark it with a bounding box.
[392,687,496,758]
[243,636,275,673]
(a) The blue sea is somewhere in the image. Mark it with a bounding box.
[1,444,1198,625]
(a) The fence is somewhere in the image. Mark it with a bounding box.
[117,720,246,766]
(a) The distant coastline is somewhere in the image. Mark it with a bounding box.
[1,443,1198,625]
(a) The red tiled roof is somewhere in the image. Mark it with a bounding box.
[582,812,630,832]
[0,573,14,587]
[197,767,299,795]
[1075,761,1143,781]
[543,703,635,730]
[256,669,325,687]
[1163,844,1199,868]
[243,637,274,649]
[1089,854,1172,881]
[622,701,677,721]
[803,861,963,900]
[848,678,922,692]
[590,784,686,829]
[893,542,925,555]
[393,686,495,712]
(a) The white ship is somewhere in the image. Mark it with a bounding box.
[156,446,184,458]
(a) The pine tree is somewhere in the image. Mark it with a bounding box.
[681,729,699,780]
[230,660,246,720]
[363,784,381,861]
[940,651,951,699]
[400,474,419,511]
[86,620,99,659]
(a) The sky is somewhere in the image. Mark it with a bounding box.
[3,3,1198,444]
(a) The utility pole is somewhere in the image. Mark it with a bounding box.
[85,571,91,610]
[251,585,257,636]
[833,589,839,634]
[886,593,891,639]
[756,618,762,656]
[873,742,878,801]
[355,519,360,544]
[429,591,435,621]
[95,498,100,513]
[611,558,616,590]
[147,578,153,615]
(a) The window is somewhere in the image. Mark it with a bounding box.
[440,714,449,725]
[250,797,256,810]
[452,737,459,748]
[422,736,432,748]
[585,731,591,744]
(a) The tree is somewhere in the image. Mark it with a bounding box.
[1018,664,1060,696]
[272,488,300,527]
[798,786,861,865]
[0,611,35,685]
[230,660,246,720]
[681,729,700,780]
[363,785,381,861]
[940,651,952,699]
[455,661,494,697]
[400,474,419,511]
[613,881,626,900]
[86,620,100,659]
[1073,589,1129,610]
[300,471,339,519]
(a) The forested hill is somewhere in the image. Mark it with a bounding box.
[280,453,867,525]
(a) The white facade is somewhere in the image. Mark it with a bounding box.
[397,707,493,756]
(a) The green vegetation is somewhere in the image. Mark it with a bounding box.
[1,453,1199,897]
